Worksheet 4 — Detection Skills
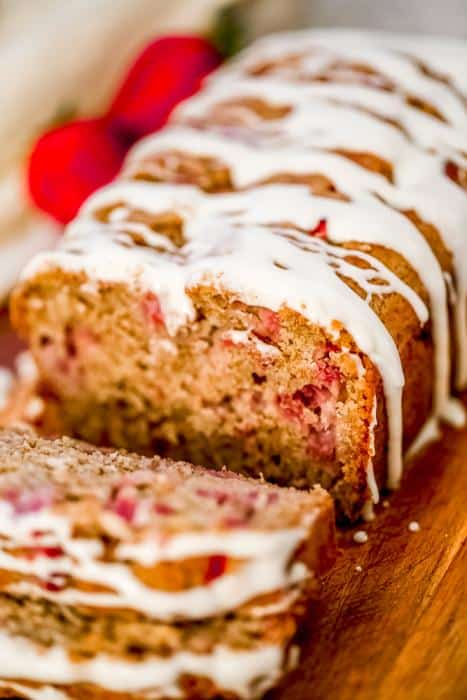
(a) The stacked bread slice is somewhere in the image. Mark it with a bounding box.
[0,429,334,699]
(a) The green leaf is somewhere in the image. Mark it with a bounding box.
[209,4,248,58]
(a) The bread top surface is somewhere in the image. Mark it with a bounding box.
[0,429,332,536]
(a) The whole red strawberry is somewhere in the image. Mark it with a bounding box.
[27,36,222,224]
[28,118,127,224]
[109,35,221,139]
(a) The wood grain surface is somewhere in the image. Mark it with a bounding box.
[0,310,465,700]
[273,420,467,700]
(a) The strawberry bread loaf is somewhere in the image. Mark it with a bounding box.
[0,428,334,700]
[11,30,467,520]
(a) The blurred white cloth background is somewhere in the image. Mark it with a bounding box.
[0,0,232,302]
[0,0,234,170]
[241,0,466,37]
[299,0,467,36]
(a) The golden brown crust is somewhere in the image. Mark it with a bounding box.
[126,150,233,193]
[94,203,186,248]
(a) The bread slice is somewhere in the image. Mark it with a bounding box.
[0,428,334,699]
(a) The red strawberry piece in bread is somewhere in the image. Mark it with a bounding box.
[308,218,328,239]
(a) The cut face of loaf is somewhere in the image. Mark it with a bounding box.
[10,29,467,522]
[0,428,334,700]
[13,251,429,522]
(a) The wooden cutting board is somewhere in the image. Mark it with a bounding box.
[0,310,465,700]
[275,420,467,700]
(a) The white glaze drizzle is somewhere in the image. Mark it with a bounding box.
[4,566,308,622]
[366,396,379,506]
[227,33,467,125]
[405,415,442,460]
[0,545,308,621]
[176,75,467,161]
[0,683,69,700]
[173,69,467,389]
[81,180,428,326]
[0,632,285,699]
[0,501,310,620]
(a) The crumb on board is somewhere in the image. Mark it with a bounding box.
[362,501,375,521]
[24,397,45,421]
[353,530,368,544]
[355,565,363,572]
[408,521,421,532]
[382,500,390,508]
[287,645,301,670]
[0,367,13,411]
[15,351,38,382]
